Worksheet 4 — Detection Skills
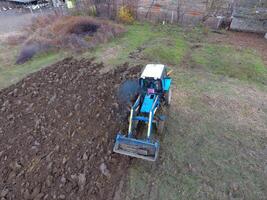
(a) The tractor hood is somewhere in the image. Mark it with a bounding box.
[140,94,157,113]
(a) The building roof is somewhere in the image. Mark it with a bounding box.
[141,64,165,79]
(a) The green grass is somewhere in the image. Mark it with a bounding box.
[192,44,267,85]
[124,67,267,200]
[116,25,267,200]
[0,51,63,89]
[85,23,155,65]
[85,23,187,66]
[142,37,187,65]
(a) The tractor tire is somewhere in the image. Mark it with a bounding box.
[157,119,165,134]
[166,88,172,105]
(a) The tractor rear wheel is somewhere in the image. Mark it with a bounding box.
[166,88,172,105]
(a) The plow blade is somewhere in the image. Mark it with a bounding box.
[113,134,159,161]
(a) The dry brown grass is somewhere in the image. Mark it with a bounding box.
[25,15,125,48]
[15,15,125,64]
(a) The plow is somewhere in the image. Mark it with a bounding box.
[114,64,172,161]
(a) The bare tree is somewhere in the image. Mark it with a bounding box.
[176,0,185,23]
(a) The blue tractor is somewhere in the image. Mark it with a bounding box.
[113,64,172,161]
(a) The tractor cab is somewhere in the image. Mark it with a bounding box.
[140,64,171,93]
[139,64,172,113]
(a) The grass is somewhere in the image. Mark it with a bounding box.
[192,44,267,85]
[85,23,154,65]
[85,23,187,66]
[102,24,266,200]
[0,50,63,89]
[142,37,187,65]
[124,67,267,200]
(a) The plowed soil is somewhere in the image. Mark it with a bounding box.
[0,57,141,200]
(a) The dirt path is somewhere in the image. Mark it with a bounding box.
[0,11,34,34]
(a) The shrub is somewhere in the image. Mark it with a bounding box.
[16,15,126,64]
[117,6,134,24]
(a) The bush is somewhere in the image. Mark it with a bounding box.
[117,6,134,24]
[16,15,125,64]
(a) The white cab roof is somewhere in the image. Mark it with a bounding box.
[141,64,165,79]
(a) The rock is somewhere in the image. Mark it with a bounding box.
[62,157,67,165]
[9,161,22,171]
[265,33,267,39]
[78,173,86,191]
[99,163,110,177]
[7,114,14,121]
[230,182,239,192]
[23,189,31,199]
[48,94,57,105]
[46,175,53,187]
[1,189,8,197]
[47,162,53,171]
[82,152,88,160]
[33,140,40,146]
[13,88,18,96]
[60,176,66,184]
[58,194,65,199]
[7,171,16,181]
[31,186,41,198]
[71,174,77,180]
[31,146,38,151]
[34,193,44,200]
[112,102,119,109]
[55,145,60,152]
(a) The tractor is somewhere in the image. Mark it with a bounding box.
[113,64,172,161]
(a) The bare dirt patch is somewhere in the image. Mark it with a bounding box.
[0,57,141,200]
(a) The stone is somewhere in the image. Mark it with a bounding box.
[60,176,66,184]
[62,157,67,165]
[265,33,267,39]
[82,152,88,160]
[33,140,40,146]
[99,163,110,177]
[78,173,86,191]
[58,194,65,199]
[0,189,8,197]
